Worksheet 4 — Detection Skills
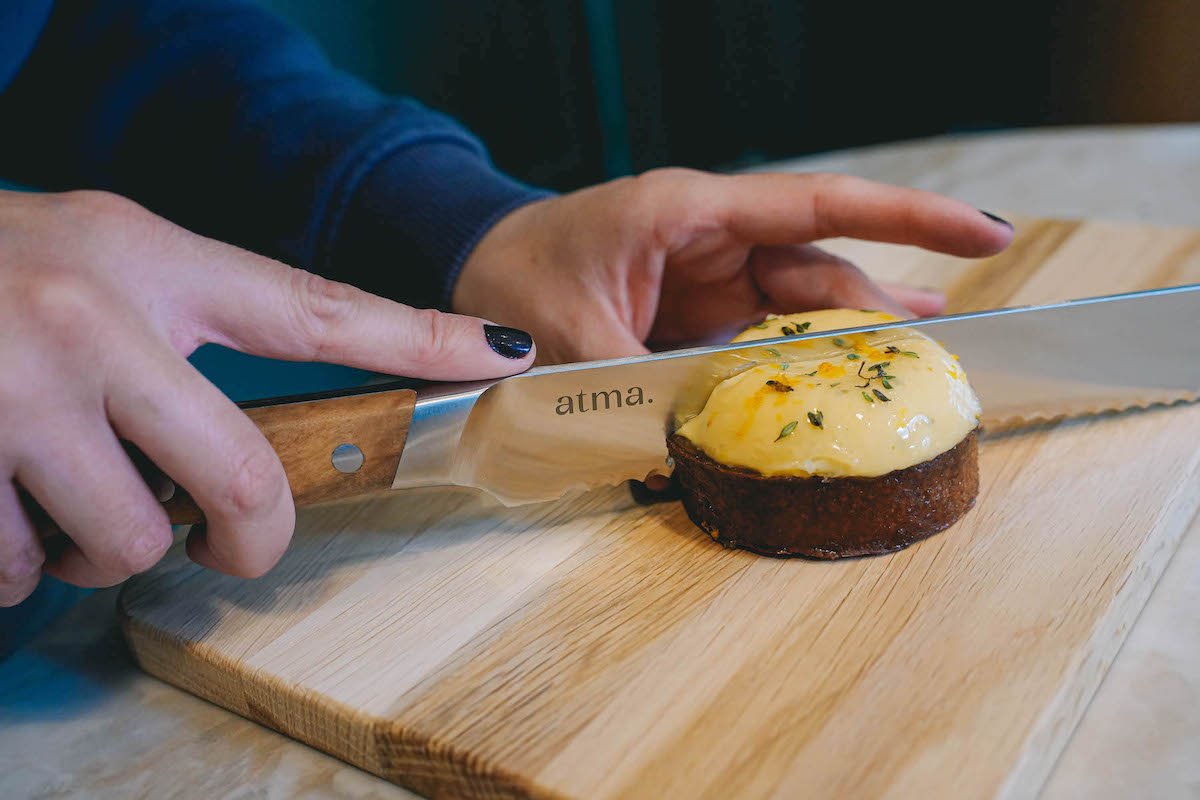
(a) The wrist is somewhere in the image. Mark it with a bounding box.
[452,194,553,318]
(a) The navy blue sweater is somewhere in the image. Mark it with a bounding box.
[0,0,549,309]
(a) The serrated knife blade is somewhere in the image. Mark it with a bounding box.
[390,284,1200,505]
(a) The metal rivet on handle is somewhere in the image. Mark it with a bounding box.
[331,443,364,474]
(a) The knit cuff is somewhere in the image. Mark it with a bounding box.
[323,136,553,310]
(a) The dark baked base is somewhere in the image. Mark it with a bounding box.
[666,430,979,559]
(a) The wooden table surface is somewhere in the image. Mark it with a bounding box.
[5,124,1200,799]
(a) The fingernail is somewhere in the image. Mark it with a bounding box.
[979,210,1013,229]
[484,325,533,359]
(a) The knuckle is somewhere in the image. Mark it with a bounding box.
[806,173,857,238]
[0,577,39,607]
[57,189,143,222]
[49,190,149,240]
[109,522,173,575]
[629,168,718,249]
[629,168,701,213]
[16,272,109,350]
[222,444,286,519]
[403,307,460,370]
[287,271,358,359]
[51,190,176,256]
[0,545,44,584]
[635,166,702,192]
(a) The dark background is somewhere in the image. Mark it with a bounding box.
[259,0,1200,191]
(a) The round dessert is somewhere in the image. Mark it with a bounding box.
[668,310,980,558]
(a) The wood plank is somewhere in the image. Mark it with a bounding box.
[119,218,1200,798]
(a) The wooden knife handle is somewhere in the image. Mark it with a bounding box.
[163,388,416,525]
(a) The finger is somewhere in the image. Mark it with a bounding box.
[750,244,913,318]
[105,341,294,579]
[0,480,45,606]
[14,423,172,589]
[177,250,534,380]
[880,282,947,317]
[690,172,1013,257]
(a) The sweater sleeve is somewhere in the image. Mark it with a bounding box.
[0,0,551,309]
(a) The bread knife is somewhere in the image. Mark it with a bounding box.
[153,283,1199,522]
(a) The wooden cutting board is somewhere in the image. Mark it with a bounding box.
[120,217,1200,799]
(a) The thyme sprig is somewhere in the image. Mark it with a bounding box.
[780,321,811,336]
[855,360,897,391]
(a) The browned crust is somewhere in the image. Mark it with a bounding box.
[667,430,979,559]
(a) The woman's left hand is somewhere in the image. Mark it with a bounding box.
[455,168,1013,364]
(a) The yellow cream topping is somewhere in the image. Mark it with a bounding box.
[674,310,980,477]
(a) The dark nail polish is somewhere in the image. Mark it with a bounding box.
[979,210,1013,229]
[484,324,533,359]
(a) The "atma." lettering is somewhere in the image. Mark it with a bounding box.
[556,387,651,415]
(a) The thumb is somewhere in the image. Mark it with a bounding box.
[189,260,535,381]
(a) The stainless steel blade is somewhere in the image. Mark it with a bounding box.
[391,283,1200,505]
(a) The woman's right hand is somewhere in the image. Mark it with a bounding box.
[0,189,534,606]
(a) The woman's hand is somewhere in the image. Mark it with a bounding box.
[455,169,1013,363]
[0,190,534,606]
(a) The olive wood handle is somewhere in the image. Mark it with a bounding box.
[162,388,416,524]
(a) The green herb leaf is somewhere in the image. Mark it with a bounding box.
[804,370,818,377]
[797,321,812,332]
[778,363,789,370]
[765,379,794,393]
[781,326,796,336]
[885,345,900,354]
[807,410,824,429]
[862,391,875,404]
[881,378,893,389]
[753,321,769,329]
[846,353,860,360]
[775,420,799,441]
[901,350,919,358]
[832,337,848,347]
[765,348,781,357]
[873,389,891,402]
